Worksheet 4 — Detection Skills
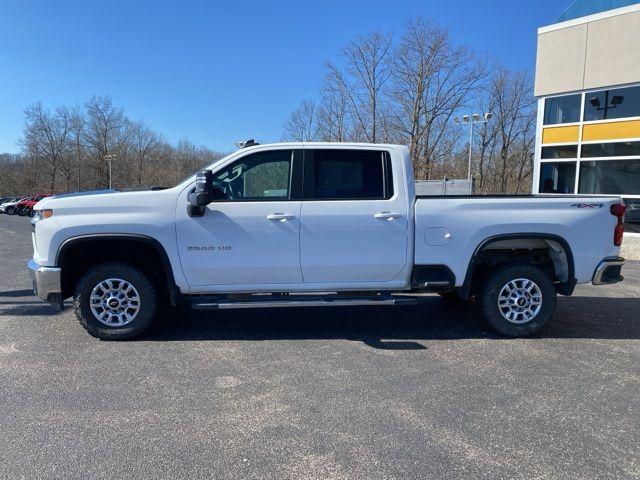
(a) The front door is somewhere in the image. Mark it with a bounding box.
[299,148,409,284]
[176,149,303,289]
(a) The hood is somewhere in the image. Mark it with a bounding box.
[49,189,117,200]
[37,186,177,214]
[48,187,167,200]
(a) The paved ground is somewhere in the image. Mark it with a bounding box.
[1,213,639,480]
[622,234,640,260]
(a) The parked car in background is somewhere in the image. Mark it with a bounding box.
[17,194,51,216]
[0,197,28,215]
[15,197,36,216]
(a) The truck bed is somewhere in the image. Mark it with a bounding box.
[413,194,621,287]
[415,194,620,199]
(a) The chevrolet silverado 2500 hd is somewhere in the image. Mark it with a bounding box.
[28,143,626,340]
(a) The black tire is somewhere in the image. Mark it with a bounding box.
[478,262,556,337]
[6,206,16,215]
[74,262,158,340]
[27,209,34,217]
[17,207,26,216]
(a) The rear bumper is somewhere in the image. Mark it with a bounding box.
[28,259,63,309]
[592,256,625,286]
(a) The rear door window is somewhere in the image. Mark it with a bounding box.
[303,149,392,200]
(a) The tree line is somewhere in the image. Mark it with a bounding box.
[1,17,535,197]
[282,17,536,194]
[0,95,225,196]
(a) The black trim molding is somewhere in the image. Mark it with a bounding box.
[56,234,180,305]
[459,233,576,299]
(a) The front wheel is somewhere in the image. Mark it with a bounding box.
[6,206,16,215]
[17,207,26,216]
[478,263,556,337]
[74,262,158,340]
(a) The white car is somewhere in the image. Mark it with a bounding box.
[28,143,626,340]
[0,197,26,215]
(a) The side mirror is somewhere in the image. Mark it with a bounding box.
[188,170,214,207]
[187,169,228,217]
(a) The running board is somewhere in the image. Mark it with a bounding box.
[189,295,418,310]
[421,281,453,291]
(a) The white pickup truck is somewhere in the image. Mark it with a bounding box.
[28,142,626,340]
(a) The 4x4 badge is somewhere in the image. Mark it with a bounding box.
[571,203,605,208]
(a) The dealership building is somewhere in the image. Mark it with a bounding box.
[533,0,640,231]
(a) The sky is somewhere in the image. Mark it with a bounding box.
[0,0,570,154]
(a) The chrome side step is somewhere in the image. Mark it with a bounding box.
[190,295,418,310]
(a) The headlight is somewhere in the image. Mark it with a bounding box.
[31,209,53,224]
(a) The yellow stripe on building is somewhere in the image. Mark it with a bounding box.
[541,125,579,144]
[582,120,640,142]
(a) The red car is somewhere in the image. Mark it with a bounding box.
[16,194,52,217]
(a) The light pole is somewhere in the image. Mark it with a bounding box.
[455,112,493,181]
[103,154,117,189]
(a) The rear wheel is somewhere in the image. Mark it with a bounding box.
[17,207,26,216]
[26,208,34,217]
[478,262,556,337]
[74,262,158,340]
[6,206,16,215]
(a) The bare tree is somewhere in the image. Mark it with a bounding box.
[0,154,25,195]
[390,18,487,178]
[317,69,351,142]
[487,69,536,193]
[279,18,537,194]
[2,95,226,195]
[512,110,536,193]
[330,30,393,143]
[21,103,73,191]
[282,100,319,141]
[69,107,87,191]
[129,121,162,186]
[84,95,128,188]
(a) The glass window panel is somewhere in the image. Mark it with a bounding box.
[307,149,387,200]
[581,141,640,158]
[557,0,637,22]
[583,86,640,121]
[543,95,581,125]
[541,145,578,159]
[539,162,576,193]
[624,198,640,233]
[578,159,640,195]
[213,150,292,200]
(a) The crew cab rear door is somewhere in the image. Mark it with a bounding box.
[299,147,409,284]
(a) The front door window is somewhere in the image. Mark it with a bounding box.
[212,150,292,200]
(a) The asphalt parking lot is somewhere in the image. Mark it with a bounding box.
[1,213,639,479]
